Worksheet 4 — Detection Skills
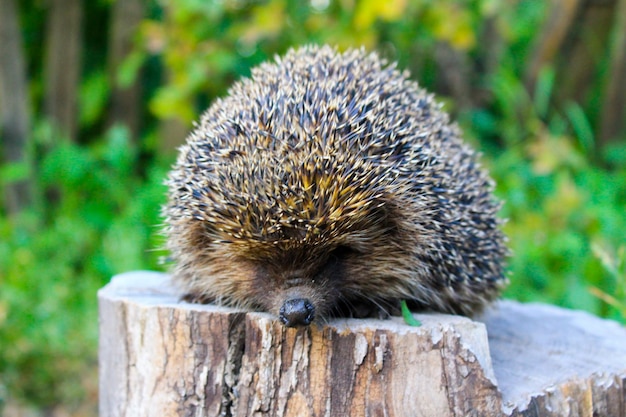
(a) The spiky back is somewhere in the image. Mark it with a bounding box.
[165,45,507,315]
[169,47,453,242]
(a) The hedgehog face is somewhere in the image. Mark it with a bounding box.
[230,233,416,326]
[167,184,416,326]
[245,245,353,327]
[166,143,412,325]
[195,200,408,326]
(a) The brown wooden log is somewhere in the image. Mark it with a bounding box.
[99,271,626,417]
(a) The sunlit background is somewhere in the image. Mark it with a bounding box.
[1,0,625,414]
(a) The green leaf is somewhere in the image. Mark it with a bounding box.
[401,300,422,327]
[79,71,110,126]
[0,161,31,183]
[533,66,555,119]
[564,101,595,153]
[118,50,146,88]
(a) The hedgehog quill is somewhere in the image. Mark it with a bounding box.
[164,46,508,327]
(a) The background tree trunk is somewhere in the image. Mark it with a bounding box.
[0,0,32,214]
[107,0,145,141]
[598,0,626,145]
[524,0,583,95]
[551,1,614,107]
[523,0,626,150]
[434,41,473,112]
[44,0,83,142]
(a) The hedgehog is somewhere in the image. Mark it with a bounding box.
[164,45,508,327]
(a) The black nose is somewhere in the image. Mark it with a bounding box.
[279,298,315,327]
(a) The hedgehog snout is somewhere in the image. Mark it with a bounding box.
[279,298,316,327]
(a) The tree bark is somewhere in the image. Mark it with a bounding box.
[598,0,626,145]
[107,0,145,141]
[159,116,189,154]
[549,1,613,107]
[44,0,83,142]
[524,0,583,95]
[434,41,473,112]
[0,0,32,214]
[99,272,626,417]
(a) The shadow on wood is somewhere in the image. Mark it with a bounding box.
[99,271,626,417]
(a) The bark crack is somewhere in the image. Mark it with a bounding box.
[221,314,246,417]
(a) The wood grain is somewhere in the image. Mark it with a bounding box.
[99,271,626,417]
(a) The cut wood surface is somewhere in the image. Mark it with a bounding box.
[99,271,626,417]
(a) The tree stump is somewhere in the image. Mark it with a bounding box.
[99,271,626,417]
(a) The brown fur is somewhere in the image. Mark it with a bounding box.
[164,45,508,323]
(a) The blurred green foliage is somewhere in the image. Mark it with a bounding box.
[1,0,625,413]
[144,0,514,122]
[0,125,169,409]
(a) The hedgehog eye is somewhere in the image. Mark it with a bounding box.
[328,245,358,261]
